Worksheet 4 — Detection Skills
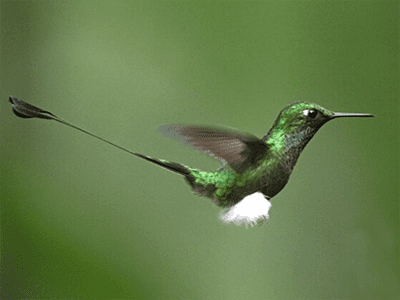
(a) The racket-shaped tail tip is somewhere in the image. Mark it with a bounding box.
[9,96,56,120]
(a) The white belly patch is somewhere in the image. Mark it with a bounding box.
[219,192,272,227]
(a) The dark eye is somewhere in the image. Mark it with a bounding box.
[308,109,318,118]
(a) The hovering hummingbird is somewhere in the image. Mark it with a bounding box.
[9,96,374,227]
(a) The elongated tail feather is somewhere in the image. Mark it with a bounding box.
[133,153,220,200]
[133,153,198,188]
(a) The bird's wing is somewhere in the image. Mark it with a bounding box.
[158,124,268,173]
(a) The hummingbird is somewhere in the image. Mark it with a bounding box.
[9,96,374,227]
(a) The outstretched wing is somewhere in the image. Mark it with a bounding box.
[158,124,268,173]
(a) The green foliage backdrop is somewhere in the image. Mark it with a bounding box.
[1,1,398,299]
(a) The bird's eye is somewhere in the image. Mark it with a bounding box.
[303,109,318,119]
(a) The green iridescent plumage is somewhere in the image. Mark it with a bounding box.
[9,96,374,226]
[152,101,373,210]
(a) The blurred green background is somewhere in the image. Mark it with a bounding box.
[1,1,398,299]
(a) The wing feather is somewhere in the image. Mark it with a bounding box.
[159,124,268,173]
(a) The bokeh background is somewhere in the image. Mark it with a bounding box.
[1,1,398,299]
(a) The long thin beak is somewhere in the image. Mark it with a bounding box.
[331,112,375,119]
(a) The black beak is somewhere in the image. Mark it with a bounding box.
[331,112,375,119]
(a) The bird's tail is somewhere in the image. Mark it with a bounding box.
[133,153,189,176]
[134,153,198,188]
[7,96,200,193]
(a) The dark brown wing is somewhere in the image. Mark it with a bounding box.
[158,124,268,173]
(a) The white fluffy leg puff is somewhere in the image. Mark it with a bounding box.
[219,192,272,228]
